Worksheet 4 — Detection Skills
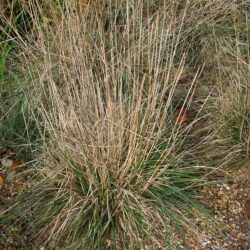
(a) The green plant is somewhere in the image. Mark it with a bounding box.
[0,1,39,159]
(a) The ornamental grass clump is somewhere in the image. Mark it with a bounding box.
[213,41,250,168]
[4,1,231,248]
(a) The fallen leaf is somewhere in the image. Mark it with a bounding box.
[0,175,4,189]
[11,160,24,169]
[175,107,188,125]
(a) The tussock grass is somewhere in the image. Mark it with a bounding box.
[212,39,250,168]
[1,0,249,249]
[9,1,215,249]
[195,3,250,168]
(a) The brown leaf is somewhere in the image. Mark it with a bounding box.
[0,175,4,189]
[175,107,188,125]
[11,160,24,169]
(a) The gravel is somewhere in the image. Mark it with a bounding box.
[178,170,250,250]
